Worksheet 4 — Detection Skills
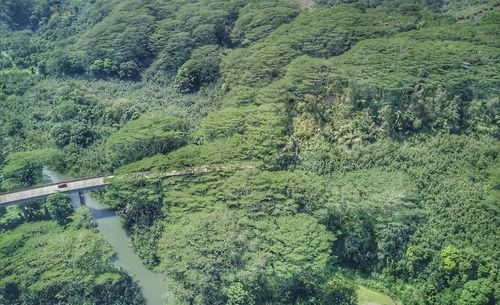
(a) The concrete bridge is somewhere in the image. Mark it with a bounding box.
[0,176,112,207]
[0,163,253,207]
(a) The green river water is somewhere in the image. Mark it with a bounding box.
[43,168,167,305]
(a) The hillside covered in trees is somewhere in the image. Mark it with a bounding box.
[0,0,499,305]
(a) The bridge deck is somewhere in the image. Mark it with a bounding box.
[0,176,112,207]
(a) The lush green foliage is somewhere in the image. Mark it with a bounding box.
[0,74,221,176]
[0,215,145,305]
[174,45,224,93]
[105,112,188,167]
[0,149,63,191]
[1,0,499,304]
[1,0,302,79]
[231,1,300,46]
[45,192,73,224]
[222,5,418,89]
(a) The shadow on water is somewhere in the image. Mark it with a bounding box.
[87,205,117,220]
[43,168,167,305]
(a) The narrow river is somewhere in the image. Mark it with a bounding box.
[43,168,167,305]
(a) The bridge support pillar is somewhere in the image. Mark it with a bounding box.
[78,191,86,206]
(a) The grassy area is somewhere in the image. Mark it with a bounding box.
[357,285,399,305]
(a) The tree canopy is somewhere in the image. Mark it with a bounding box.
[0,0,498,304]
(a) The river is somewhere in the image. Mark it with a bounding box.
[43,168,167,305]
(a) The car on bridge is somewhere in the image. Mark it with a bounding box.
[57,183,68,189]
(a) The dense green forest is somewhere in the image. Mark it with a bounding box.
[0,197,146,304]
[0,0,498,305]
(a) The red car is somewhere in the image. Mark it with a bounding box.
[57,183,68,189]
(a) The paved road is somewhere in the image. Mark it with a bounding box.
[0,176,112,207]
